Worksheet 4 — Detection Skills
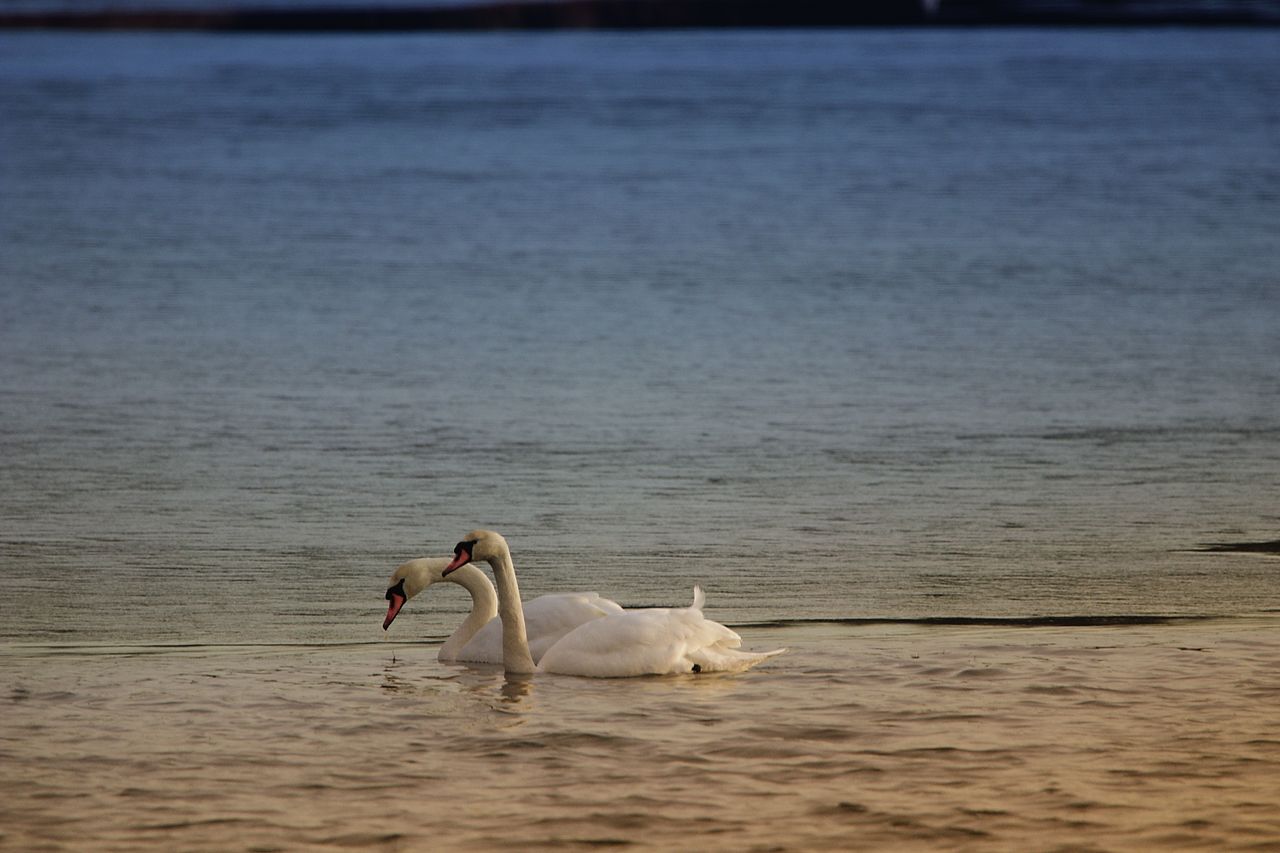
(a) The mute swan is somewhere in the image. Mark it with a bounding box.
[383,557,624,664]
[442,530,785,677]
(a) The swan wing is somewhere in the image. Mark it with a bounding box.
[537,592,784,677]
[453,592,623,664]
[524,592,624,661]
[451,622,504,664]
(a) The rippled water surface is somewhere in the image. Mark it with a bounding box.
[5,622,1279,851]
[2,26,1279,851]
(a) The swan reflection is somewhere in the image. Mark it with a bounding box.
[499,674,533,705]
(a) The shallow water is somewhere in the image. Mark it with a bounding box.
[4,620,1279,851]
[2,26,1280,851]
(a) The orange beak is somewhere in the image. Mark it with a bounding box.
[383,578,407,630]
[443,543,472,576]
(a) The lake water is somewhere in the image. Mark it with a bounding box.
[1,27,1278,851]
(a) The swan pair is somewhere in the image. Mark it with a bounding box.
[382,529,784,677]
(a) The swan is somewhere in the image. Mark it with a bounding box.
[441,529,785,677]
[382,557,624,664]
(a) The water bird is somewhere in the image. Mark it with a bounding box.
[439,529,785,677]
[384,557,624,664]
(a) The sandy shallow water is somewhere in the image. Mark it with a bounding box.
[4,619,1278,852]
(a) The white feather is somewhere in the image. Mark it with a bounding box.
[457,591,623,664]
[448,530,786,678]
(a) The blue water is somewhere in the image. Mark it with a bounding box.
[2,29,1279,648]
[3,29,1280,853]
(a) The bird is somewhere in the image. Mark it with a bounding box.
[439,529,785,677]
[383,556,623,664]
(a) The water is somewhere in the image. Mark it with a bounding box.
[2,27,1279,850]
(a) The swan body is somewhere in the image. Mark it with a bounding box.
[443,530,786,678]
[383,557,623,664]
[465,590,624,664]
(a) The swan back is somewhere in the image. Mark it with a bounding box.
[454,591,624,664]
[535,587,782,678]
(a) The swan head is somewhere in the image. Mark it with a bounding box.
[444,529,507,575]
[382,557,451,631]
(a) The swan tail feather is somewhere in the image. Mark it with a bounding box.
[687,646,787,673]
[691,585,705,611]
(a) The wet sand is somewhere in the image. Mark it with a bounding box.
[3,619,1278,851]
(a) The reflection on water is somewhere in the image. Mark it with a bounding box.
[1,25,1278,851]
[3,622,1278,851]
[497,674,535,707]
[380,659,408,693]
[2,29,1280,651]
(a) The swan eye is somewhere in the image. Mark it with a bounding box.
[454,539,477,560]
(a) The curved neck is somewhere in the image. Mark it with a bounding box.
[438,564,499,661]
[484,540,536,674]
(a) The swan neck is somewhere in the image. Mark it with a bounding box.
[438,564,498,661]
[486,543,536,675]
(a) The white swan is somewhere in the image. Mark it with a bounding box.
[382,557,624,664]
[441,529,786,677]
